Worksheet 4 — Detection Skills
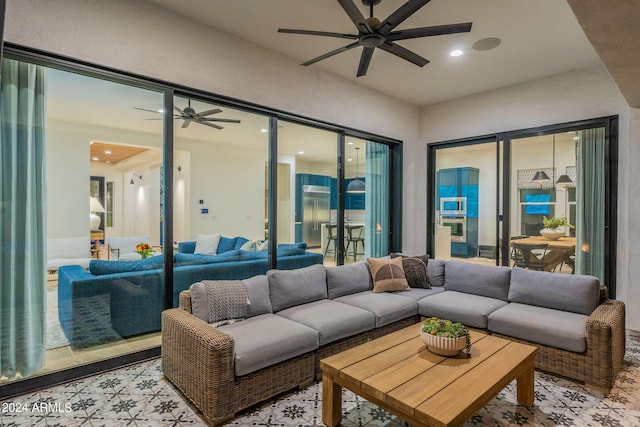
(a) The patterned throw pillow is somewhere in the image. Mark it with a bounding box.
[390,253,430,289]
[367,257,410,293]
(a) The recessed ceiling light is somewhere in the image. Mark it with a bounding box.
[449,49,463,57]
[573,136,580,141]
[260,128,268,133]
[347,158,353,162]
[92,157,99,161]
[298,151,304,155]
[106,160,111,164]
[347,141,354,145]
[104,150,111,155]
[157,109,164,113]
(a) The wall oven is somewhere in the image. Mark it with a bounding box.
[440,197,467,216]
[440,216,467,243]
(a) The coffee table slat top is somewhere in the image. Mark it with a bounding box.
[321,323,537,427]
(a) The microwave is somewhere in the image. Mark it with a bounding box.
[440,197,467,216]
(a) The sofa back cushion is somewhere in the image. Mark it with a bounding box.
[509,267,601,315]
[444,260,511,301]
[174,250,240,266]
[427,259,446,287]
[243,275,273,317]
[326,261,371,299]
[217,236,238,254]
[268,264,327,312]
[89,255,164,275]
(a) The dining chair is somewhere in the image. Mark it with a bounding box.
[511,242,549,271]
[344,224,365,262]
[323,224,338,260]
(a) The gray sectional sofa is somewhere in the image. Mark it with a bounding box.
[161,259,626,426]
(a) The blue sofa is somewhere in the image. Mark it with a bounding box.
[57,239,322,348]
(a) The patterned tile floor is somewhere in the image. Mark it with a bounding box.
[1,334,638,427]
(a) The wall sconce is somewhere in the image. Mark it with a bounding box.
[555,174,573,189]
[129,173,142,186]
[175,165,182,172]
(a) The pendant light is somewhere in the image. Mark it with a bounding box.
[347,147,365,193]
[531,134,555,187]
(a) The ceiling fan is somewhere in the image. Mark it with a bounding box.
[134,100,241,129]
[278,0,472,77]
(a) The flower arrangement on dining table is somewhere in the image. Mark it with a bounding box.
[136,242,154,259]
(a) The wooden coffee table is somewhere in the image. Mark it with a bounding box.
[321,324,537,427]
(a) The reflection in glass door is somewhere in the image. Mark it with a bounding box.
[432,142,499,264]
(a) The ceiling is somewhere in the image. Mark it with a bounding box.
[146,0,604,107]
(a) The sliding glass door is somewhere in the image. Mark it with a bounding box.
[429,140,500,264]
[428,118,617,291]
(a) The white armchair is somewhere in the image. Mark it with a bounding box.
[47,236,92,272]
[107,235,150,260]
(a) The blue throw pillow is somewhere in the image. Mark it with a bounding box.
[217,236,238,254]
[234,237,249,250]
[89,255,163,275]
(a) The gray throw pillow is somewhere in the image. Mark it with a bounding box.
[243,275,273,317]
[427,259,446,287]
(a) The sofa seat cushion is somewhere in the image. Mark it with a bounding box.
[218,313,318,376]
[392,287,445,301]
[444,260,511,301]
[334,291,417,327]
[276,300,375,346]
[488,303,588,353]
[417,290,507,329]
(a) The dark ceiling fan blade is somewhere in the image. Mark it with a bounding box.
[386,22,472,41]
[181,119,191,129]
[302,42,359,66]
[200,118,241,123]
[378,0,432,35]
[197,121,224,130]
[195,108,223,117]
[337,0,372,34]
[134,107,161,114]
[378,42,429,67]
[174,106,184,115]
[278,28,358,40]
[356,47,375,77]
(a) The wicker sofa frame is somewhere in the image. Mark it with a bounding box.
[162,286,625,426]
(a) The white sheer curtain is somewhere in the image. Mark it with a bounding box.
[0,58,47,378]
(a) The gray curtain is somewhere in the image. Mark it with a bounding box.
[575,127,605,281]
[365,141,389,258]
[0,58,47,378]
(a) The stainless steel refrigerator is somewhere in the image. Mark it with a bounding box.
[302,185,330,248]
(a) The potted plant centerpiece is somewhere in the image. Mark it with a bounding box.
[420,317,471,357]
[540,216,574,240]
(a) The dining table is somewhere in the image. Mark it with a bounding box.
[510,236,576,272]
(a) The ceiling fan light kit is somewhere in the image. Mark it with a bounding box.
[278,0,472,77]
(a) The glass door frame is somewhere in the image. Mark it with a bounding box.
[427,116,618,296]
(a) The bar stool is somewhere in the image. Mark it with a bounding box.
[323,224,338,260]
[345,224,365,262]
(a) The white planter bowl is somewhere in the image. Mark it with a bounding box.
[420,331,467,356]
[540,228,565,240]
